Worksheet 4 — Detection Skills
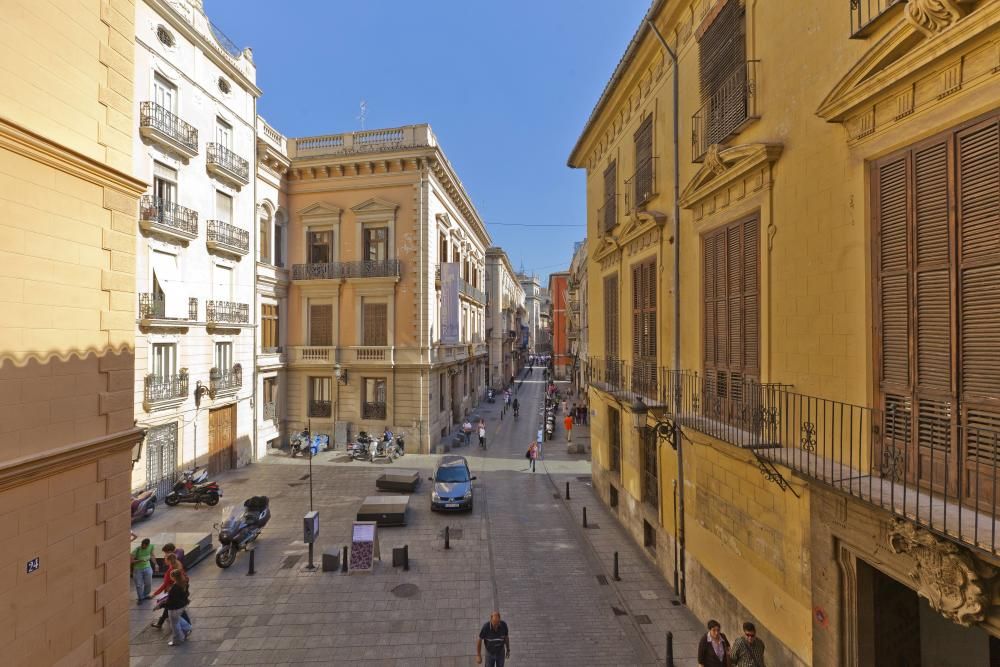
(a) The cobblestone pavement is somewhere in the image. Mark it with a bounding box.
[129,375,704,666]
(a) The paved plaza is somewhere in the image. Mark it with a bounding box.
[129,378,703,666]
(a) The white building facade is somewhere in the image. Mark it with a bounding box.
[518,272,542,353]
[131,0,260,492]
[486,248,525,388]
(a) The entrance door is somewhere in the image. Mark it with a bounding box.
[145,422,178,500]
[209,404,235,474]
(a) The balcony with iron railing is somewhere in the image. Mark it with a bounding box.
[143,372,188,410]
[291,259,401,281]
[586,358,1000,557]
[459,280,487,304]
[206,142,250,186]
[206,220,250,256]
[139,195,198,241]
[309,400,332,418]
[139,101,198,157]
[850,0,907,38]
[598,193,617,234]
[692,61,759,162]
[206,300,249,325]
[138,293,199,324]
[362,402,387,420]
[625,157,657,212]
[209,364,242,398]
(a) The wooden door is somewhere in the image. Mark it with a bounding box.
[209,404,235,475]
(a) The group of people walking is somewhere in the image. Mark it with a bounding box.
[698,619,767,667]
[131,539,194,647]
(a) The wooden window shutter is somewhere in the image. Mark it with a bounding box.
[603,161,617,231]
[726,224,742,375]
[632,263,643,359]
[604,274,619,359]
[876,155,911,391]
[644,261,657,360]
[363,302,388,346]
[742,217,760,376]
[309,304,333,346]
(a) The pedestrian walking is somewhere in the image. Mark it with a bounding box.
[564,414,574,442]
[561,399,568,414]
[131,538,155,604]
[476,611,510,666]
[527,441,538,472]
[151,552,190,629]
[730,622,766,667]
[479,424,487,449]
[463,420,473,445]
[164,569,192,646]
[698,619,731,667]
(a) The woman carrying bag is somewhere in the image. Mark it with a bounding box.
[164,569,192,646]
[151,553,189,630]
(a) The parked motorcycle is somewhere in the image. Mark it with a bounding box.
[291,431,330,457]
[487,388,496,403]
[350,431,375,461]
[164,468,221,507]
[368,437,396,463]
[394,431,405,456]
[130,489,157,524]
[215,496,270,568]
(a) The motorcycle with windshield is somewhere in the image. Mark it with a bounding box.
[214,496,270,568]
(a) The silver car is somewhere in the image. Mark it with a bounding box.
[430,455,476,511]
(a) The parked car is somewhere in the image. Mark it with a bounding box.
[429,455,476,511]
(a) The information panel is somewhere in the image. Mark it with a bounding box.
[441,262,460,344]
[349,521,380,573]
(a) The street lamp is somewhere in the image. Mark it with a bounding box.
[630,397,677,449]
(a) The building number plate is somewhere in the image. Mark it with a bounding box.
[26,557,39,574]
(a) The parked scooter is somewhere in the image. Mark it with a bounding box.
[350,431,375,461]
[164,468,221,507]
[289,430,309,457]
[214,496,270,568]
[130,489,157,524]
[368,437,396,463]
[487,388,496,403]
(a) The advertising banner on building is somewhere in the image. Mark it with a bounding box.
[441,262,460,344]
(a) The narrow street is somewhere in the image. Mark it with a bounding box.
[128,376,702,666]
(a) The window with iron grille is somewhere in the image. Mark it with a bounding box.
[363,377,387,420]
[696,0,749,154]
[309,376,332,417]
[609,406,622,475]
[362,300,388,346]
[309,304,333,346]
[263,376,277,404]
[631,260,657,396]
[641,427,659,508]
[262,304,279,350]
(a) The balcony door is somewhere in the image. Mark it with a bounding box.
[215,118,232,149]
[153,75,176,114]
[153,161,176,206]
[364,226,388,262]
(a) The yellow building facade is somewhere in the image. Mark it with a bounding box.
[570,1,1000,664]
[0,0,146,664]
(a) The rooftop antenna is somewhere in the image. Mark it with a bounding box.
[357,99,367,130]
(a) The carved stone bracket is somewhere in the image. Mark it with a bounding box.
[904,0,968,38]
[887,520,995,626]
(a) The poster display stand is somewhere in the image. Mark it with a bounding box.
[349,521,380,573]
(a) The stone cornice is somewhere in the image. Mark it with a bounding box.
[680,143,783,211]
[0,116,147,196]
[257,139,290,174]
[0,427,143,493]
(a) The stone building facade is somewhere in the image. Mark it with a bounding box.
[518,272,542,353]
[0,0,147,664]
[548,272,570,380]
[486,248,525,388]
[569,0,1000,664]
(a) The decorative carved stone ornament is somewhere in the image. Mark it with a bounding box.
[887,520,995,626]
[904,0,967,38]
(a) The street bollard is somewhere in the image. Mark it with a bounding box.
[341,545,348,573]
[246,548,255,576]
[445,526,451,550]
[613,551,621,581]
[666,631,674,667]
[565,481,570,500]
[403,544,409,571]
[583,507,588,528]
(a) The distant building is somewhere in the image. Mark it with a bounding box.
[568,240,588,394]
[518,272,542,352]
[487,248,525,386]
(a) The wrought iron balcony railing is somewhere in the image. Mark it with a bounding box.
[362,402,387,420]
[138,293,198,321]
[262,402,276,422]
[850,0,906,37]
[139,101,198,154]
[309,400,332,418]
[625,157,657,212]
[144,372,188,404]
[206,220,250,253]
[209,364,242,398]
[206,300,249,324]
[139,195,198,238]
[291,259,401,280]
[692,61,759,162]
[598,193,617,233]
[206,142,249,183]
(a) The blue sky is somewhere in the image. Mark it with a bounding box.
[208,0,649,279]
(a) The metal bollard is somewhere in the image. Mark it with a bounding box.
[666,631,674,667]
[565,481,570,500]
[583,507,588,528]
[246,548,255,576]
[403,544,409,571]
[613,551,621,581]
[341,545,348,573]
[445,526,451,550]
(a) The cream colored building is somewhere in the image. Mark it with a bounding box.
[486,248,525,387]
[130,0,260,490]
[0,1,146,664]
[281,125,490,453]
[518,272,542,353]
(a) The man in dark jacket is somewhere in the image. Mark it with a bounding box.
[698,619,731,667]
[476,611,510,666]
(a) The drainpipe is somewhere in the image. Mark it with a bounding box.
[647,18,686,604]
[251,98,259,464]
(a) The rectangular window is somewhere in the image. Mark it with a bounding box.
[153,75,176,113]
[362,301,388,346]
[439,373,445,411]
[873,113,1000,509]
[309,304,333,346]
[363,226,388,262]
[259,218,270,262]
[309,230,332,264]
[274,223,284,267]
[632,115,654,208]
[363,377,387,420]
[602,160,617,232]
[604,273,620,385]
[215,191,233,224]
[261,304,279,350]
[213,264,233,300]
[631,259,657,396]
[641,427,659,508]
[309,377,332,417]
[697,0,748,151]
[151,343,177,378]
[263,377,277,404]
[214,342,232,370]
[153,162,177,204]
[608,406,621,475]
[703,216,760,414]
[216,118,232,148]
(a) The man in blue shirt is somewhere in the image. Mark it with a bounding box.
[476,611,510,666]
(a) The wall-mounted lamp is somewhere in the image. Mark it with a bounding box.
[630,397,677,449]
[334,362,348,385]
[131,438,144,468]
[194,380,210,407]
